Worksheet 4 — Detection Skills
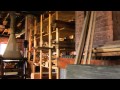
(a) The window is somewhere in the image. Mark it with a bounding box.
[0,44,7,55]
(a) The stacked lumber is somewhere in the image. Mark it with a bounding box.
[93,40,120,56]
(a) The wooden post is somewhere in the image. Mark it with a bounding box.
[74,11,91,64]
[40,15,43,79]
[24,16,28,59]
[28,15,34,62]
[28,27,32,61]
[56,11,60,79]
[48,12,52,79]
[24,15,29,79]
[87,11,97,64]
[82,11,94,64]
[33,17,37,73]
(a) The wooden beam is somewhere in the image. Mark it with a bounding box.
[43,28,75,41]
[56,11,60,79]
[3,13,9,26]
[83,11,94,64]
[34,47,54,50]
[87,11,97,64]
[95,52,120,56]
[33,17,37,73]
[40,14,43,79]
[93,48,120,53]
[96,45,120,49]
[74,11,91,64]
[28,27,32,61]
[53,20,75,29]
[48,12,52,79]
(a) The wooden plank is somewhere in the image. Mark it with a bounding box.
[41,65,58,69]
[95,52,120,56]
[74,11,91,64]
[34,47,54,50]
[40,15,43,79]
[54,20,75,29]
[28,25,32,61]
[87,11,97,64]
[3,69,22,72]
[58,11,75,22]
[33,17,37,73]
[93,48,120,53]
[96,45,120,49]
[83,11,94,64]
[43,28,75,41]
[48,12,52,79]
[56,11,60,79]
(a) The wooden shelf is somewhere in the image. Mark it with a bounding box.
[43,28,75,41]
[3,68,23,72]
[34,47,54,50]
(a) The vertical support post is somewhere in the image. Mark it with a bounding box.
[28,28,32,61]
[24,15,28,79]
[33,17,37,73]
[48,12,52,79]
[56,11,60,79]
[40,15,43,79]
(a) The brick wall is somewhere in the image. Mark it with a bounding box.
[0,37,24,51]
[75,11,113,49]
[0,37,8,44]
[112,11,120,40]
[75,11,84,51]
[93,11,113,47]
[58,11,120,69]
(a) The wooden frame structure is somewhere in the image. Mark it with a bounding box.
[29,11,75,79]
[39,12,59,79]
[30,11,60,79]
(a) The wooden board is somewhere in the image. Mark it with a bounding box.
[93,48,120,53]
[95,52,120,56]
[43,28,75,41]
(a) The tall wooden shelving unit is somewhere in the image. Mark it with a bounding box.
[39,11,60,79]
[30,11,60,79]
[30,11,75,79]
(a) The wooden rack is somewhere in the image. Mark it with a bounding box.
[30,12,60,79]
[29,11,75,79]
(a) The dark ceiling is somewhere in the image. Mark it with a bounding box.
[0,11,75,39]
[0,11,47,38]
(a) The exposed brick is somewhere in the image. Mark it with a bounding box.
[0,37,24,51]
[112,11,120,40]
[75,11,84,51]
[75,11,113,49]
[0,37,8,44]
[74,11,120,66]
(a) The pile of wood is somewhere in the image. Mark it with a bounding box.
[93,40,120,56]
